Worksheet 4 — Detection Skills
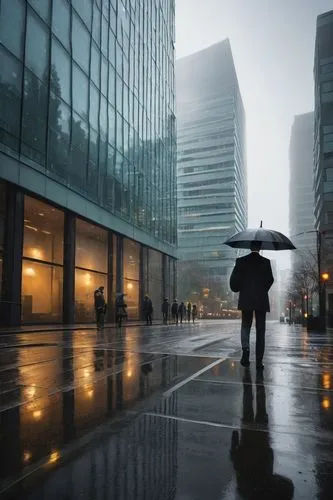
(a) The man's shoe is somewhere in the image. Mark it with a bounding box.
[240,349,250,367]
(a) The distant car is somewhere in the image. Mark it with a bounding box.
[280,316,285,323]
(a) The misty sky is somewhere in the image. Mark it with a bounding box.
[175,0,333,270]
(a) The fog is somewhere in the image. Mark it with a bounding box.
[175,0,333,272]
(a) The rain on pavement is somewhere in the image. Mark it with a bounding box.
[0,320,333,499]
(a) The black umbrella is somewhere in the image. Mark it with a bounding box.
[224,222,296,251]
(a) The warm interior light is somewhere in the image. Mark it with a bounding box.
[127,369,132,378]
[38,212,45,217]
[127,282,133,290]
[322,397,330,410]
[304,313,308,318]
[323,373,331,390]
[84,368,90,378]
[26,385,36,398]
[31,248,43,259]
[32,410,42,420]
[87,389,94,398]
[321,272,329,281]
[24,267,36,277]
[85,273,92,286]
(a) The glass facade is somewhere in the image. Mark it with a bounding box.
[0,0,176,245]
[176,40,247,309]
[314,10,333,275]
[0,1,177,326]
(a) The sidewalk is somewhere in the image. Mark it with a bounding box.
[0,320,162,335]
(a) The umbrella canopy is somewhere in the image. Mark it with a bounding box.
[224,227,296,251]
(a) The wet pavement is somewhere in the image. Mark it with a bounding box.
[0,320,332,499]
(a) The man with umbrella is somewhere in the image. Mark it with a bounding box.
[226,223,295,370]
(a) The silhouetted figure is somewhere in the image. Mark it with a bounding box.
[179,301,186,323]
[143,295,153,325]
[162,298,169,324]
[230,240,274,369]
[115,293,127,327]
[94,286,106,328]
[230,370,294,499]
[192,304,197,323]
[187,301,192,322]
[171,299,179,324]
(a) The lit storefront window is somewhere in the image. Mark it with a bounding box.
[75,218,108,322]
[22,197,64,323]
[123,238,140,319]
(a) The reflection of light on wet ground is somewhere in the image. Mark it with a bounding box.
[322,396,331,410]
[23,451,32,463]
[322,373,331,390]
[48,450,60,464]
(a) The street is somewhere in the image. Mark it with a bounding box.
[0,320,332,499]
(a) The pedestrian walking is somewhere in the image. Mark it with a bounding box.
[143,295,153,325]
[115,292,127,327]
[162,298,169,324]
[229,240,274,370]
[192,304,197,323]
[179,301,186,323]
[171,299,179,324]
[94,286,106,328]
[187,301,191,322]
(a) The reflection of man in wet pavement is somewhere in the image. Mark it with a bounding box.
[230,369,294,499]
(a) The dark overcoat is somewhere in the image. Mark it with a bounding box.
[229,252,274,312]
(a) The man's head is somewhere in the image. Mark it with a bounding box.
[250,240,262,252]
[98,286,104,292]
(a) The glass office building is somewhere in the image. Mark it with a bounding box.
[176,40,247,310]
[314,10,333,317]
[0,0,176,325]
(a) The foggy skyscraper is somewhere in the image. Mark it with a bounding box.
[176,40,247,307]
[289,112,316,270]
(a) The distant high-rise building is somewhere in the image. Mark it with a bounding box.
[314,9,333,309]
[176,40,247,306]
[289,112,316,268]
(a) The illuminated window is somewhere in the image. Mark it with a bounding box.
[22,196,64,323]
[123,238,140,319]
[75,218,108,322]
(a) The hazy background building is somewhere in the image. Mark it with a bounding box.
[289,112,316,268]
[176,40,247,312]
[314,9,333,316]
[0,0,176,325]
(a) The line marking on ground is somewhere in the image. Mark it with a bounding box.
[163,357,225,397]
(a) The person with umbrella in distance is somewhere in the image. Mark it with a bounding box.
[225,222,295,370]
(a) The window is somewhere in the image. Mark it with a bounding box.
[72,0,92,28]
[91,42,100,88]
[21,69,48,164]
[75,219,108,322]
[52,0,70,49]
[72,13,90,73]
[28,0,51,23]
[69,114,88,190]
[73,64,89,119]
[22,197,64,323]
[108,65,116,106]
[0,46,22,152]
[0,0,25,59]
[89,83,100,129]
[51,37,71,104]
[123,238,140,319]
[25,8,49,81]
[47,97,71,179]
